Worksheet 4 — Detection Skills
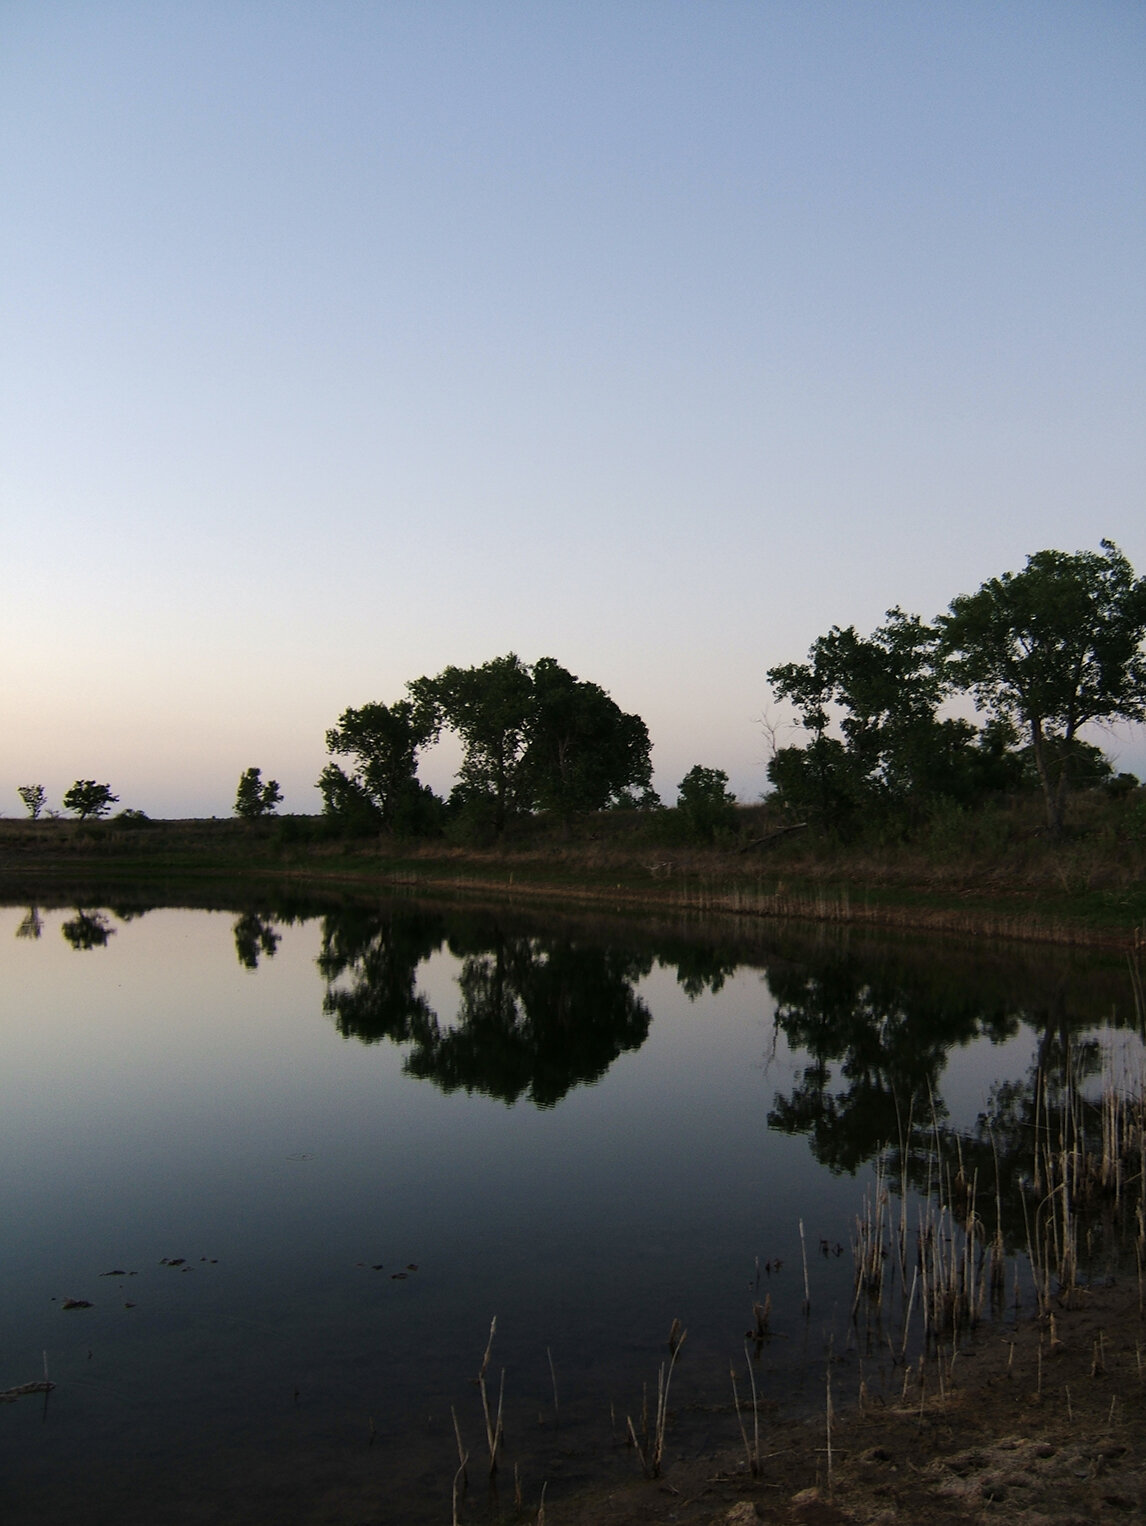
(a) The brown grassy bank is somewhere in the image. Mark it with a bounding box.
[1,791,1144,949]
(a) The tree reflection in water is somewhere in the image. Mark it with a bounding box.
[15,906,43,940]
[318,907,652,1107]
[14,889,1137,1194]
[60,909,116,950]
[764,944,1146,1265]
[764,955,1022,1177]
[233,912,283,970]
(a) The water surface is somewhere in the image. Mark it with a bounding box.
[0,894,1138,1523]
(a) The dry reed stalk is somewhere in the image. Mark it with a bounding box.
[476,1318,504,1475]
[799,1219,811,1314]
[825,1351,834,1496]
[752,1295,771,1339]
[900,1266,918,1362]
[894,1097,913,1285]
[626,1326,686,1479]
[451,1453,468,1526]
[546,1347,559,1428]
[917,1193,984,1337]
[450,1405,468,1489]
[729,1345,761,1477]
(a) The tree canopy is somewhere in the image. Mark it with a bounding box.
[765,609,1015,832]
[408,654,533,834]
[17,784,46,820]
[63,781,119,820]
[319,699,440,833]
[234,767,282,819]
[937,541,1146,834]
[765,544,1145,836]
[524,656,658,817]
[676,764,737,842]
[408,653,656,833]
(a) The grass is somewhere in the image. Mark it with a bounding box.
[1,786,1144,948]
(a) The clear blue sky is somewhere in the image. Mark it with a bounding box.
[3,1,1144,815]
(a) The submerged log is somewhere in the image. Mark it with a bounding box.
[0,1381,56,1404]
[738,822,808,854]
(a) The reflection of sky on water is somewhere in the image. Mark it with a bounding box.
[2,901,1141,1524]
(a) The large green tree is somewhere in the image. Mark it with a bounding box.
[411,654,655,833]
[938,541,1146,835]
[319,699,440,833]
[524,656,657,818]
[409,654,534,834]
[765,609,1006,830]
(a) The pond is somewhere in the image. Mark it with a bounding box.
[0,891,1141,1524]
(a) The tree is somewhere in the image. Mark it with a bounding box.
[524,657,657,819]
[319,699,440,833]
[234,767,283,819]
[17,784,46,820]
[409,654,534,835]
[938,542,1146,835]
[410,654,657,834]
[63,781,118,820]
[676,764,738,842]
[766,608,1024,831]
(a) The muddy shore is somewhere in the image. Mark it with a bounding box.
[545,1278,1146,1525]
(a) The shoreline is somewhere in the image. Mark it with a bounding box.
[2,841,1142,952]
[544,1276,1146,1524]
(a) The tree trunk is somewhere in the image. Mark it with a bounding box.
[1029,718,1065,838]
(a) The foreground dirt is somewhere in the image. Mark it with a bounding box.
[547,1278,1146,1525]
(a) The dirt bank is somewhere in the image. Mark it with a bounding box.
[547,1278,1146,1525]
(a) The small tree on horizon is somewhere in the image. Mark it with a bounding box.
[235,767,283,819]
[63,781,119,820]
[17,784,46,820]
[676,765,738,843]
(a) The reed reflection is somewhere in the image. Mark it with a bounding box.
[15,906,42,940]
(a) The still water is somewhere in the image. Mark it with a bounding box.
[0,893,1138,1523]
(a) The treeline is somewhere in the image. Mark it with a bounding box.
[12,543,1146,847]
[302,542,1144,846]
[315,653,663,840]
[765,540,1146,839]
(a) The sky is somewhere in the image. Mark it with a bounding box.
[2,1,1144,816]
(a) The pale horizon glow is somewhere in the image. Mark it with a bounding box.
[2,2,1144,815]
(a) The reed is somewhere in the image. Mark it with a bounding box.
[751,1294,771,1341]
[450,1404,468,1492]
[546,1346,559,1428]
[626,1325,686,1479]
[824,1344,834,1495]
[729,1344,761,1477]
[799,1218,811,1314]
[476,1318,504,1476]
